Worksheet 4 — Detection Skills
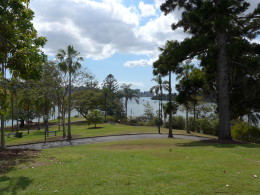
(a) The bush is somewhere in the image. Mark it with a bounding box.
[231,121,260,143]
[197,118,218,136]
[164,116,185,130]
[188,117,197,132]
[106,115,116,123]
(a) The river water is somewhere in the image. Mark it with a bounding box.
[5,97,186,126]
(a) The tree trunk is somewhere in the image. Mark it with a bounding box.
[27,105,30,134]
[0,117,5,149]
[38,117,40,130]
[168,71,173,138]
[186,106,190,134]
[11,97,14,132]
[193,103,197,132]
[20,119,25,128]
[158,98,161,134]
[0,60,6,149]
[62,111,66,138]
[58,109,61,131]
[216,30,231,140]
[67,70,72,140]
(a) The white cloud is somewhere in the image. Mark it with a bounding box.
[138,2,156,17]
[30,0,187,64]
[124,59,153,67]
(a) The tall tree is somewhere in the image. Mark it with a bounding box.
[153,41,182,138]
[101,74,120,118]
[150,75,168,134]
[120,84,139,118]
[56,45,83,140]
[160,0,260,140]
[0,0,46,148]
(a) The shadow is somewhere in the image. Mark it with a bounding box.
[0,176,33,195]
[175,139,260,148]
[0,149,39,194]
[87,127,104,129]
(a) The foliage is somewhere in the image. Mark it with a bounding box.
[164,116,185,130]
[231,121,260,143]
[105,115,116,123]
[72,89,102,119]
[101,74,121,117]
[0,0,47,80]
[56,45,83,139]
[197,118,219,136]
[0,86,10,118]
[159,0,260,140]
[143,102,154,120]
[86,110,104,128]
[120,83,139,117]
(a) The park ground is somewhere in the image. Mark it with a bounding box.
[1,119,259,194]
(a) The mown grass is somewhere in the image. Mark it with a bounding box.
[5,119,213,146]
[1,139,259,194]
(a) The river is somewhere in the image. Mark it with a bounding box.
[4,97,186,127]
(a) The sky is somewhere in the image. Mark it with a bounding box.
[30,0,260,92]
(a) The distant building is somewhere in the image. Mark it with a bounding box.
[140,91,153,97]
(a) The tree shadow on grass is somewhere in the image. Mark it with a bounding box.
[0,176,33,195]
[175,139,260,148]
[87,127,104,129]
[0,149,39,194]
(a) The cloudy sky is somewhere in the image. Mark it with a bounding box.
[30,0,259,91]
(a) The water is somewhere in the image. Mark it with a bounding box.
[127,97,185,117]
[4,97,186,127]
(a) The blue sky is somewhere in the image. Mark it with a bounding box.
[30,0,259,91]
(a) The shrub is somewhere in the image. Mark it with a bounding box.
[197,118,218,136]
[106,115,116,123]
[188,117,197,132]
[164,116,185,130]
[231,121,260,143]
[86,110,104,128]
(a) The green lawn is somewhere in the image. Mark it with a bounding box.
[5,121,214,146]
[1,139,259,194]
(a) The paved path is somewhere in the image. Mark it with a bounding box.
[8,134,210,150]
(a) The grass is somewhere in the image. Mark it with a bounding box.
[1,139,259,194]
[5,119,214,146]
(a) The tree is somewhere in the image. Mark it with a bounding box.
[160,0,260,140]
[153,41,182,138]
[0,0,46,149]
[150,75,168,134]
[86,110,104,128]
[56,45,83,140]
[33,62,61,131]
[143,102,154,120]
[101,74,120,118]
[175,63,202,133]
[120,84,139,118]
[72,89,102,119]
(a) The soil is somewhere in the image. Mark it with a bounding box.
[0,149,40,161]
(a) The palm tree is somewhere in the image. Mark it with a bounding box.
[56,45,83,140]
[150,75,169,134]
[120,84,139,118]
[153,41,181,138]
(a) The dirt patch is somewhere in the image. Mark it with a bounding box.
[201,139,248,144]
[0,149,40,175]
[0,149,40,161]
